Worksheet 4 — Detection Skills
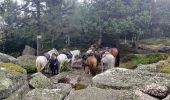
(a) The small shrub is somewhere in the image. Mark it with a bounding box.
[72,83,87,90]
[60,61,71,72]
[23,66,37,73]
[121,53,168,69]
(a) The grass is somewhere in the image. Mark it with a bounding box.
[60,61,71,72]
[0,63,25,73]
[140,38,170,46]
[120,53,168,69]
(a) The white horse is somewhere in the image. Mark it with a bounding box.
[36,48,59,73]
[57,50,81,72]
[101,51,115,72]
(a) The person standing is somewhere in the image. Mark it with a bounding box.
[49,53,59,76]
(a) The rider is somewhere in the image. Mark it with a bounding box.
[62,48,72,59]
[49,53,59,76]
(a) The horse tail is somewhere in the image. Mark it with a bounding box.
[115,51,120,67]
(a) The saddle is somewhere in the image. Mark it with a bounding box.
[62,51,73,59]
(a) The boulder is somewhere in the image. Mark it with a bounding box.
[22,45,36,56]
[0,63,29,99]
[134,90,159,100]
[0,53,18,64]
[141,83,169,99]
[65,87,138,100]
[52,83,72,94]
[136,63,160,73]
[17,55,36,67]
[24,89,65,100]
[29,72,52,89]
[158,46,170,53]
[92,68,170,90]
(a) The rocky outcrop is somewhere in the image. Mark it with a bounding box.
[17,55,36,67]
[29,72,52,89]
[0,53,18,64]
[134,90,159,100]
[52,83,72,94]
[24,89,65,100]
[92,68,170,90]
[0,64,29,99]
[141,83,169,99]
[22,45,36,56]
[65,87,138,100]
[136,63,161,73]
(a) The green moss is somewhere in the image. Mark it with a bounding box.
[0,63,25,73]
[160,66,170,74]
[121,53,168,69]
[72,83,87,90]
[23,66,37,73]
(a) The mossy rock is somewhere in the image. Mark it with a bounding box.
[120,53,168,69]
[72,83,87,90]
[0,63,25,73]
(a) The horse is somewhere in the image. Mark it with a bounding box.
[82,54,98,76]
[36,48,59,73]
[101,51,115,72]
[57,49,81,73]
[99,47,120,67]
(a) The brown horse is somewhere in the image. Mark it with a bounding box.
[82,55,98,76]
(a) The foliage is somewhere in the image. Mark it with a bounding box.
[60,61,71,72]
[121,53,168,69]
[72,83,87,90]
[0,63,25,72]
[23,66,37,73]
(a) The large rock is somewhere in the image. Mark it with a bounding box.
[134,90,159,100]
[136,63,160,73]
[158,46,170,53]
[141,83,169,99]
[65,87,138,100]
[92,68,170,90]
[0,53,18,64]
[52,83,72,94]
[29,72,52,89]
[22,45,36,56]
[17,55,36,67]
[24,89,65,100]
[0,64,29,99]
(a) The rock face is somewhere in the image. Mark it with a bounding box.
[0,53,18,64]
[52,83,72,94]
[158,46,170,53]
[134,90,159,100]
[24,89,65,100]
[136,63,160,73]
[29,72,52,89]
[0,64,29,100]
[17,55,36,67]
[65,87,138,100]
[92,68,170,90]
[141,83,169,99]
[22,45,36,56]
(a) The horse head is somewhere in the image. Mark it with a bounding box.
[71,50,81,58]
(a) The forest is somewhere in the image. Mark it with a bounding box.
[0,0,170,56]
